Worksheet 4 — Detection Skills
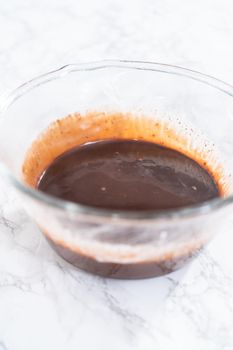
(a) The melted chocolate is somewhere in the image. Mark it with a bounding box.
[37,139,219,210]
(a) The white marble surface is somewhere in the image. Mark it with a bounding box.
[1,0,233,349]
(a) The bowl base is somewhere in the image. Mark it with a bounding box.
[46,237,200,279]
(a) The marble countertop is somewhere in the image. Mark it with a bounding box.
[1,0,233,349]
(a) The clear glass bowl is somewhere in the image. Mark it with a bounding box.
[0,60,233,279]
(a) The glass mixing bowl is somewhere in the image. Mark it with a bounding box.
[0,60,233,279]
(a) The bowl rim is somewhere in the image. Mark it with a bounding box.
[1,59,233,221]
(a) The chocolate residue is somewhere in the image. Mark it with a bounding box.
[22,111,228,196]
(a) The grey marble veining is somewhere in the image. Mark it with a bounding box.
[0,0,233,349]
